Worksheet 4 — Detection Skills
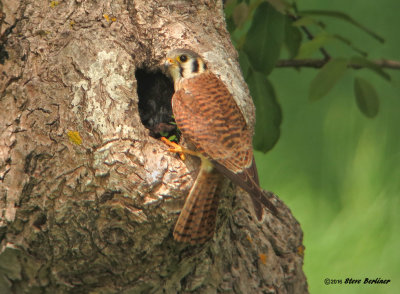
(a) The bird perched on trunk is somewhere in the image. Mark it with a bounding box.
[163,49,277,245]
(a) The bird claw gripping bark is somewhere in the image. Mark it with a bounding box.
[161,137,186,160]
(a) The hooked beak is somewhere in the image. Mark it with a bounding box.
[164,58,176,72]
[164,58,175,71]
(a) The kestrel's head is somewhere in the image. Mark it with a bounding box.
[165,49,208,84]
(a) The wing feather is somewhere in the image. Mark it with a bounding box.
[173,72,253,172]
[172,72,277,219]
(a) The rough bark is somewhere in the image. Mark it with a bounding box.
[0,1,307,293]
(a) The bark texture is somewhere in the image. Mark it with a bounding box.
[0,0,307,293]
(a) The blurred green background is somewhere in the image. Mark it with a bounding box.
[253,0,400,293]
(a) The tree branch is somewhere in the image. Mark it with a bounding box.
[276,58,400,70]
[298,26,331,61]
[288,11,330,61]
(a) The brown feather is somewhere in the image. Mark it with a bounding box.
[173,164,224,244]
[172,71,277,220]
[212,159,277,218]
[173,72,253,170]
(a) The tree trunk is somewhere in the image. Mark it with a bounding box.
[0,1,307,293]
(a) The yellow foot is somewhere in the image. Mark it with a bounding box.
[161,137,186,160]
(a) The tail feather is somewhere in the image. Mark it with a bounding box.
[173,165,223,244]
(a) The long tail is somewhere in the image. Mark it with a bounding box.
[173,161,224,244]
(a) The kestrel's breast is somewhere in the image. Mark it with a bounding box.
[172,72,253,173]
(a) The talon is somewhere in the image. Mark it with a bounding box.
[161,137,186,160]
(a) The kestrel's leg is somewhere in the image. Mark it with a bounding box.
[161,137,205,161]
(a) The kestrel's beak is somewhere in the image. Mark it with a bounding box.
[164,57,180,83]
[164,58,175,70]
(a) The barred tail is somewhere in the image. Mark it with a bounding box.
[173,162,223,244]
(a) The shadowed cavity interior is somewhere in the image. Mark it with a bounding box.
[135,68,178,139]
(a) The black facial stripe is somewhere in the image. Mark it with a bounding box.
[192,59,199,73]
[179,65,183,77]
[203,62,207,70]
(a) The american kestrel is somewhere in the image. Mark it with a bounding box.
[164,49,277,244]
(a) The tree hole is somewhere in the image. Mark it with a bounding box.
[135,68,180,141]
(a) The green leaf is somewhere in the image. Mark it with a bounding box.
[168,135,177,142]
[224,0,238,18]
[230,17,252,48]
[296,32,333,59]
[309,58,349,101]
[332,34,368,57]
[354,77,379,118]
[284,18,302,59]
[266,0,291,14]
[292,16,325,28]
[350,57,391,81]
[243,2,285,76]
[226,15,236,34]
[297,32,369,59]
[232,2,249,28]
[247,71,282,153]
[238,50,251,79]
[300,10,384,43]
[159,131,168,137]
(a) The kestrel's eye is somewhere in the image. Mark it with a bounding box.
[179,55,188,62]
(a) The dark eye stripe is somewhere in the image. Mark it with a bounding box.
[179,65,184,77]
[192,59,199,73]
